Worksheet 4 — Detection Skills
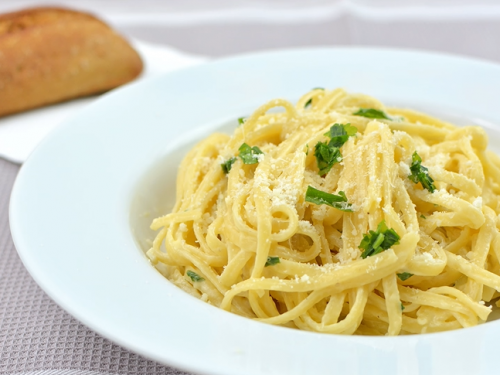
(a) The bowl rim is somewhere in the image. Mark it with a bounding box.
[10,46,500,375]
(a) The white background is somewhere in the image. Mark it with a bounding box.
[1,0,499,60]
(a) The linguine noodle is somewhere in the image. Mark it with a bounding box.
[147,88,500,335]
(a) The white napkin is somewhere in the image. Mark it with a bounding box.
[0,40,207,164]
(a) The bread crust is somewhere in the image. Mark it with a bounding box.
[0,7,143,117]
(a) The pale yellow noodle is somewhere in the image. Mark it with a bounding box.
[147,88,500,335]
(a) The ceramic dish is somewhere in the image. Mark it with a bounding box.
[10,48,500,375]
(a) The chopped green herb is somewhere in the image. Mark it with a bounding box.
[265,256,280,267]
[304,88,324,107]
[305,144,309,155]
[238,143,263,164]
[353,108,392,120]
[221,157,237,174]
[187,270,204,282]
[359,220,400,259]
[238,117,246,125]
[397,272,414,281]
[325,123,358,148]
[314,141,342,176]
[305,186,353,212]
[420,214,426,219]
[401,302,405,311]
[313,123,357,176]
[408,151,436,193]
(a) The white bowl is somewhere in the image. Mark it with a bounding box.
[10,47,500,375]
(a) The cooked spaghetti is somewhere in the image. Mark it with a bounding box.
[146,88,500,335]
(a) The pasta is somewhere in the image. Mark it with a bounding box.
[146,88,500,335]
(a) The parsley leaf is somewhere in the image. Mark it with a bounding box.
[238,117,246,125]
[420,214,426,219]
[238,143,263,164]
[353,108,392,120]
[314,141,342,176]
[314,123,356,176]
[265,256,280,267]
[221,157,237,174]
[397,272,414,281]
[304,88,324,107]
[305,186,353,212]
[187,270,205,282]
[359,220,400,259]
[401,302,405,311]
[325,123,358,148]
[408,151,436,193]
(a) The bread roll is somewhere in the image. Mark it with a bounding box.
[0,7,143,117]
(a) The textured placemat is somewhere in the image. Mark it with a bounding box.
[0,159,191,375]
